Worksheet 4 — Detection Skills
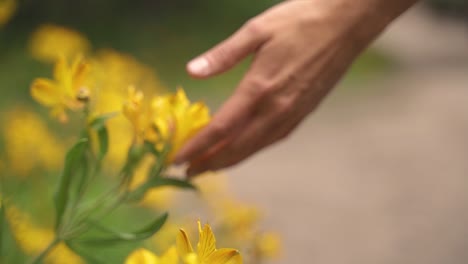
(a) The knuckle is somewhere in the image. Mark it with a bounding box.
[272,97,294,117]
[244,18,265,37]
[210,120,230,139]
[244,77,277,99]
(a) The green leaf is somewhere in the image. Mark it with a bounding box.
[54,138,88,230]
[95,126,109,161]
[74,213,168,246]
[143,140,172,162]
[0,200,4,255]
[74,152,90,198]
[127,176,197,202]
[89,113,116,161]
[89,112,118,130]
[143,141,159,157]
[65,241,106,264]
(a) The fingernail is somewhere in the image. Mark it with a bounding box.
[187,57,210,76]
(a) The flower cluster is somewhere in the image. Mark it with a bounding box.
[0,17,282,264]
[126,221,242,264]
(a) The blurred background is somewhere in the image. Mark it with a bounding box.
[1,0,468,263]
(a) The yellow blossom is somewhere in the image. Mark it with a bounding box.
[2,109,65,176]
[87,50,167,165]
[0,0,16,27]
[91,49,165,101]
[123,88,210,162]
[30,55,91,122]
[5,205,83,264]
[29,24,90,63]
[216,200,261,242]
[88,50,166,168]
[125,246,179,264]
[123,86,149,140]
[254,232,283,260]
[177,221,242,264]
[150,89,210,161]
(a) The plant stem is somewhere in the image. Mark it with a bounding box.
[30,237,60,264]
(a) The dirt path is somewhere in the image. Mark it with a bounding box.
[227,5,468,264]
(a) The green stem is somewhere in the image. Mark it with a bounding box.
[64,190,129,239]
[29,238,60,264]
[92,191,129,220]
[63,164,134,237]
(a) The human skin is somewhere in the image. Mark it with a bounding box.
[174,0,418,176]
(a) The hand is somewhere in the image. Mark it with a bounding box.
[175,0,416,176]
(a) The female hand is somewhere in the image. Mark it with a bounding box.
[175,0,417,176]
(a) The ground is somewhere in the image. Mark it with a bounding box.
[227,4,468,264]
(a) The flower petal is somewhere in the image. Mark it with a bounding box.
[197,221,217,261]
[160,246,179,264]
[53,55,69,85]
[71,55,90,91]
[172,88,190,112]
[177,228,194,258]
[30,78,61,106]
[207,248,243,264]
[125,248,159,264]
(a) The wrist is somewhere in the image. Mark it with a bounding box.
[323,0,418,52]
[353,0,418,38]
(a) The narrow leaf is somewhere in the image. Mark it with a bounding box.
[85,220,139,240]
[74,213,168,246]
[54,138,88,230]
[89,112,118,130]
[74,152,90,198]
[89,114,115,160]
[128,176,197,202]
[95,126,109,160]
[0,200,4,255]
[65,241,106,264]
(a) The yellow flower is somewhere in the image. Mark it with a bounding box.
[125,246,178,264]
[150,89,210,161]
[30,55,91,122]
[123,86,148,139]
[216,200,261,242]
[6,205,83,264]
[177,221,242,264]
[0,0,16,27]
[90,49,166,166]
[29,24,90,63]
[3,109,65,176]
[123,88,210,162]
[254,232,283,260]
[92,49,165,101]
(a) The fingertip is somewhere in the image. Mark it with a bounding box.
[187,57,211,78]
